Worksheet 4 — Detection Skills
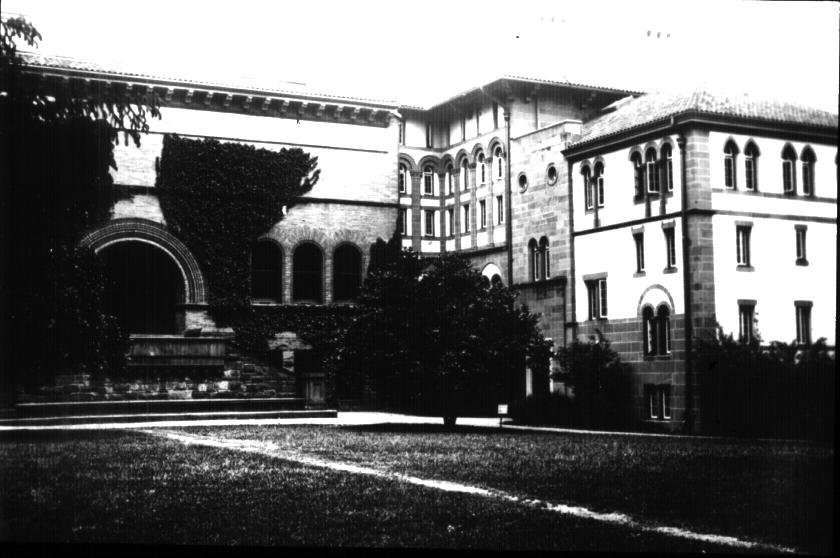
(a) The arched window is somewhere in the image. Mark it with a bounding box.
[631,151,644,199]
[460,159,469,191]
[333,244,362,302]
[661,143,674,192]
[581,165,593,210]
[528,238,538,282]
[398,164,408,194]
[478,153,486,185]
[423,166,435,195]
[593,161,605,207]
[801,146,816,196]
[539,236,550,279]
[643,306,656,356]
[744,141,759,191]
[645,148,659,193]
[656,304,671,354]
[782,144,797,194]
[251,240,282,301]
[494,146,504,180]
[292,243,323,303]
[445,164,454,195]
[724,140,739,189]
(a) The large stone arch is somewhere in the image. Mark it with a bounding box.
[79,218,207,305]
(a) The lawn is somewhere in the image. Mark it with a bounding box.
[0,426,832,553]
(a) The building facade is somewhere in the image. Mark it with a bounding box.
[21,54,838,429]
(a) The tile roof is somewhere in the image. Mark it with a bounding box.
[20,52,400,107]
[571,88,839,148]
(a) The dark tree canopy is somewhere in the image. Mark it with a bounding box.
[343,250,552,425]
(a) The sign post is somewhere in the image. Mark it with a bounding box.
[497,403,508,429]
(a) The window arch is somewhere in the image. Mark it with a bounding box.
[478,153,487,185]
[528,238,538,282]
[581,164,593,210]
[292,243,323,303]
[744,141,759,191]
[661,143,674,192]
[538,236,550,279]
[494,146,505,180]
[645,148,659,193]
[251,240,282,301]
[333,244,362,302]
[398,164,409,194]
[593,161,605,207]
[782,144,797,194]
[724,139,739,189]
[801,146,816,196]
[631,151,644,199]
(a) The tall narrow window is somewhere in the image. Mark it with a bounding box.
[462,204,470,233]
[528,239,538,282]
[251,240,282,301]
[645,384,671,420]
[496,195,504,224]
[795,225,807,265]
[460,116,466,142]
[744,141,759,191]
[656,305,671,354]
[493,102,499,129]
[645,148,660,193]
[738,301,755,343]
[446,208,454,236]
[736,224,751,267]
[782,144,797,194]
[581,165,593,210]
[461,159,469,191]
[724,140,738,189]
[479,200,487,229]
[631,151,644,199]
[400,208,408,235]
[333,244,362,302]
[478,153,486,185]
[586,278,607,319]
[795,302,812,345]
[662,143,674,191]
[423,166,434,195]
[423,210,435,237]
[292,243,323,303]
[633,232,645,273]
[446,164,454,195]
[398,164,408,194]
[494,146,504,180]
[801,146,815,196]
[425,123,432,148]
[643,306,656,356]
[593,161,605,207]
[664,227,676,269]
[539,236,550,279]
[398,121,405,145]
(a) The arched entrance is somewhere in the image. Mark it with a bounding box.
[101,240,184,334]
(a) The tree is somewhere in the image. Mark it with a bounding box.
[342,250,552,427]
[0,17,159,400]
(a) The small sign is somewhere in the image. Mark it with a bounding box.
[497,404,508,415]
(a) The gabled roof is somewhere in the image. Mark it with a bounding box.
[20,52,400,108]
[569,88,839,149]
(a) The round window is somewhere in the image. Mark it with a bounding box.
[518,173,528,192]
[546,164,558,185]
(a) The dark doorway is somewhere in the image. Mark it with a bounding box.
[101,241,184,334]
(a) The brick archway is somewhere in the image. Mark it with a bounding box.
[79,218,207,305]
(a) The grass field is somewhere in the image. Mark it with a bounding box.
[0,425,833,553]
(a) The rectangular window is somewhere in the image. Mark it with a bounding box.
[423,210,435,237]
[646,385,671,420]
[795,302,812,345]
[782,160,794,193]
[400,208,408,235]
[493,102,499,129]
[666,157,674,192]
[584,179,593,210]
[460,116,466,142]
[496,195,504,224]
[646,161,659,193]
[738,302,755,343]
[724,155,735,189]
[745,157,756,191]
[398,121,405,145]
[462,204,470,233]
[596,175,605,208]
[425,123,432,149]
[795,225,807,264]
[664,228,676,268]
[446,208,454,237]
[446,171,453,195]
[736,225,751,266]
[586,278,607,319]
[802,163,813,196]
[479,200,487,229]
[398,172,406,194]
[634,233,645,273]
[423,172,434,195]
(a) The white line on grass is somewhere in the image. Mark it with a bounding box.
[149,429,797,554]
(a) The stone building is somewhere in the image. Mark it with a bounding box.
[18,54,838,428]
